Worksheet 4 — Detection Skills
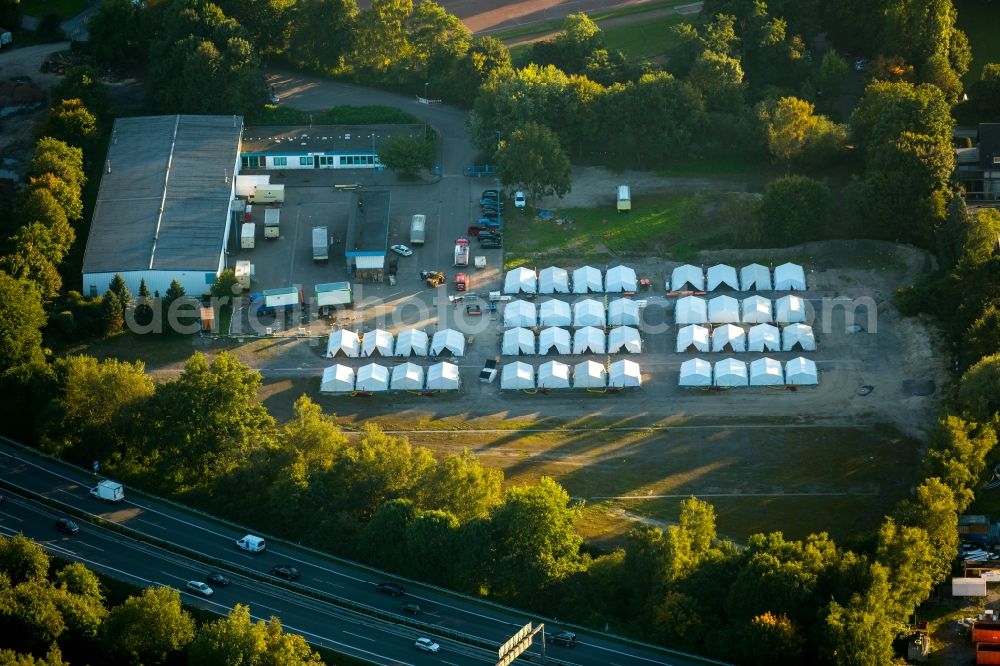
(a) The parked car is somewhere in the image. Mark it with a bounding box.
[270,565,300,580]
[206,572,231,587]
[414,637,440,653]
[514,191,526,208]
[549,631,577,647]
[480,210,500,221]
[391,244,413,257]
[55,518,79,534]
[480,239,502,249]
[401,603,423,615]
[376,582,405,596]
[481,189,499,200]
[186,580,214,597]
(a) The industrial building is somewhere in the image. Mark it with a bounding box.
[239,124,427,171]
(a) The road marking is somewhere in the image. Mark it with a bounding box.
[318,579,345,588]
[342,630,375,642]
[135,518,166,529]
[0,511,23,521]
[78,541,104,552]
[252,602,282,614]
[441,661,460,666]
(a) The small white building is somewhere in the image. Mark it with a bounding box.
[502,327,536,355]
[356,363,390,392]
[741,296,772,324]
[785,357,819,385]
[574,299,606,328]
[504,300,537,328]
[394,328,429,357]
[782,323,816,351]
[431,328,465,356]
[538,327,571,355]
[714,358,749,387]
[608,326,641,354]
[573,326,606,355]
[504,267,537,294]
[608,298,640,326]
[574,360,608,388]
[605,265,637,293]
[709,295,741,324]
[749,358,784,386]
[675,296,708,325]
[426,362,461,390]
[775,295,807,323]
[501,361,535,389]
[740,264,772,291]
[707,264,739,291]
[361,329,395,357]
[679,358,712,387]
[390,362,425,391]
[320,365,355,393]
[671,264,705,291]
[609,360,641,388]
[539,299,572,327]
[538,266,570,294]
[712,324,746,353]
[676,324,710,353]
[747,323,781,352]
[774,262,806,290]
[537,360,571,389]
[325,329,360,358]
[572,266,603,294]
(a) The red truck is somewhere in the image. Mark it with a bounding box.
[455,273,467,291]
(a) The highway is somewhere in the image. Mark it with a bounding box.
[0,439,726,666]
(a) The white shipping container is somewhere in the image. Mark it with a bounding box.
[240,223,255,249]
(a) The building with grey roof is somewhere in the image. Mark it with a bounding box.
[346,190,390,280]
[82,114,243,299]
[240,124,426,171]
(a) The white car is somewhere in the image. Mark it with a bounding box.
[414,637,440,653]
[514,191,526,208]
[391,244,413,257]
[186,581,213,597]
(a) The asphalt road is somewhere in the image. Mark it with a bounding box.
[0,439,726,666]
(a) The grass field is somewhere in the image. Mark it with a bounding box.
[496,0,692,43]
[956,0,1000,83]
[20,0,88,19]
[601,13,687,60]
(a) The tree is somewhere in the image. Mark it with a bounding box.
[162,279,191,331]
[850,81,952,158]
[189,604,322,666]
[923,416,995,512]
[357,498,416,570]
[210,269,239,300]
[352,0,413,73]
[31,138,85,195]
[87,0,143,64]
[405,509,459,584]
[822,564,897,666]
[0,535,50,585]
[496,122,572,205]
[735,612,805,666]
[894,477,961,583]
[3,223,64,298]
[759,96,818,165]
[964,63,1000,121]
[216,0,296,54]
[41,99,97,150]
[19,187,73,259]
[0,645,69,666]
[378,133,435,178]
[99,290,124,336]
[818,51,851,102]
[102,587,195,664]
[0,271,47,375]
[601,73,704,159]
[290,0,358,70]
[423,448,503,521]
[55,563,104,601]
[531,13,603,74]
[281,395,347,466]
[134,278,154,327]
[51,67,110,118]
[28,173,82,224]
[406,0,470,75]
[0,0,21,33]
[446,35,513,102]
[753,175,831,246]
[688,49,745,112]
[108,274,132,307]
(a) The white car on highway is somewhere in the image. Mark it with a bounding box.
[414,637,440,653]
[186,580,213,596]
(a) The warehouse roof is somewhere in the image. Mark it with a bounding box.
[83,115,243,274]
[241,124,427,155]
[346,190,390,256]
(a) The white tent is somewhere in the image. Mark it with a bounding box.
[782,323,817,351]
[325,330,360,358]
[539,299,572,327]
[538,327,571,355]
[538,266,570,294]
[707,264,739,291]
[679,358,712,387]
[740,264,772,291]
[501,361,535,389]
[361,329,394,357]
[747,323,781,352]
[775,295,807,323]
[502,327,536,355]
[573,326,606,354]
[320,365,355,393]
[708,295,740,323]
[504,300,537,328]
[574,360,608,388]
[714,358,748,387]
[785,357,819,385]
[504,267,537,294]
[749,358,784,386]
[675,296,708,324]
[572,266,603,294]
[712,324,746,352]
[741,296,772,324]
[390,362,425,391]
[394,328,429,357]
[537,360,571,389]
[605,265,637,293]
[608,298,640,326]
[356,363,390,392]
[426,362,461,390]
[430,328,465,356]
[608,326,641,353]
[774,262,806,291]
[609,360,642,388]
[671,264,705,291]
[676,324,710,353]
[574,299,606,327]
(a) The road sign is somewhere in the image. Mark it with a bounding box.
[497,637,533,666]
[498,623,532,659]
[92,460,99,473]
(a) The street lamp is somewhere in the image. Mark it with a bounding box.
[424,82,429,101]
[372,133,378,185]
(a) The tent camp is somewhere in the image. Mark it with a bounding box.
[749,358,784,386]
[537,360,571,389]
[785,357,819,385]
[714,358,749,387]
[320,365,355,393]
[538,267,570,294]
[605,265,637,293]
[504,267,537,294]
[775,295,807,323]
[356,363,390,392]
[394,328,429,357]
[610,360,642,388]
[608,298,640,326]
[774,262,806,290]
[538,327,571,355]
[742,296,772,324]
[430,328,465,356]
[608,326,641,353]
[740,264,772,291]
[679,358,712,387]
[325,330,360,358]
[504,300,537,328]
[675,296,708,324]
[574,360,608,388]
[426,362,461,390]
[390,362,425,391]
[501,361,535,389]
[573,326,606,354]
[574,299,606,327]
[502,327,536,355]
[572,266,603,294]
[361,329,394,357]
[707,264,739,291]
[782,323,816,351]
[747,323,781,352]
[712,324,746,352]
[676,324,710,353]
[539,299,572,327]
[671,264,705,291]
[709,295,740,323]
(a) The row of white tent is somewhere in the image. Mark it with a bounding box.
[679,357,818,387]
[320,362,461,392]
[325,328,465,358]
[504,298,641,328]
[677,323,816,353]
[502,326,641,355]
[676,295,807,325]
[504,265,637,294]
[501,360,642,389]
[670,263,806,292]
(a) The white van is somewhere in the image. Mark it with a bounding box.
[236,535,266,553]
[616,185,631,212]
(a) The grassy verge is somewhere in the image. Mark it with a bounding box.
[20,0,88,18]
[602,13,688,60]
[956,0,1000,83]
[496,0,693,42]
[68,332,199,369]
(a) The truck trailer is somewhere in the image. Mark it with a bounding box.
[264,208,280,239]
[454,238,469,267]
[312,226,329,261]
[90,480,125,502]
[240,223,255,249]
[410,214,426,245]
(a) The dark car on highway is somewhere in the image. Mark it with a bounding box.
[401,603,422,615]
[270,565,300,580]
[207,572,231,586]
[376,582,405,596]
[549,631,577,647]
[55,518,79,534]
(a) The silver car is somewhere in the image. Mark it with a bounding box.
[186,580,213,597]
[414,637,440,653]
